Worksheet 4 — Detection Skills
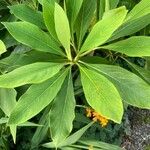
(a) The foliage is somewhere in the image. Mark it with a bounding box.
[0,0,150,149]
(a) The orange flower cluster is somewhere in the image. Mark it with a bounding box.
[86,108,108,127]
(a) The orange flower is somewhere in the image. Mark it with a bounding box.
[99,116,109,127]
[85,108,109,127]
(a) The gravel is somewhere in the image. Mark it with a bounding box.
[122,108,150,150]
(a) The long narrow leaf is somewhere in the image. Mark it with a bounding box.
[124,59,150,84]
[109,14,150,41]
[75,0,96,49]
[79,139,122,150]
[66,0,83,31]
[43,0,58,40]
[101,36,150,57]
[50,70,75,145]
[0,62,64,88]
[9,4,46,29]
[31,107,50,148]
[0,88,16,116]
[43,122,94,148]
[125,0,150,22]
[79,6,127,54]
[8,69,69,125]
[2,22,65,56]
[54,3,71,59]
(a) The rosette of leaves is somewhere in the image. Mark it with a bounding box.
[0,0,150,149]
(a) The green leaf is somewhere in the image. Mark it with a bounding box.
[101,36,150,57]
[38,0,43,4]
[101,0,119,13]
[2,22,65,56]
[79,6,128,54]
[75,0,96,49]
[58,122,94,147]
[38,0,60,5]
[8,69,69,125]
[0,88,16,116]
[80,56,110,64]
[125,0,150,22]
[0,109,4,118]
[109,0,150,41]
[98,0,119,19]
[145,57,150,70]
[9,4,46,29]
[42,142,55,149]
[10,125,17,143]
[0,118,40,126]
[124,59,150,84]
[0,51,65,73]
[0,89,17,143]
[79,139,122,150]
[0,117,8,124]
[109,0,119,9]
[18,121,42,127]
[85,64,150,109]
[66,0,83,31]
[0,62,64,88]
[54,3,71,59]
[31,107,50,148]
[2,33,18,49]
[61,146,83,150]
[43,122,94,148]
[0,0,8,10]
[0,40,6,55]
[50,70,75,145]
[62,144,94,150]
[98,0,105,20]
[79,66,123,123]
[43,0,58,40]
[109,14,150,41]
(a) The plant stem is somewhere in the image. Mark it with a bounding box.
[76,105,87,109]
[66,50,72,61]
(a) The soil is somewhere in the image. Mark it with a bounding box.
[122,108,150,150]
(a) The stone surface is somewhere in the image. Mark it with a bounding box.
[122,108,150,150]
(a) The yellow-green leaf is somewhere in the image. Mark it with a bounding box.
[54,3,71,59]
[0,62,64,88]
[101,36,150,57]
[43,0,58,40]
[80,66,123,123]
[0,40,6,55]
[2,22,65,56]
[0,88,16,116]
[86,64,150,109]
[79,6,128,54]
[125,0,150,22]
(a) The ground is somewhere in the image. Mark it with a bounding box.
[122,108,150,150]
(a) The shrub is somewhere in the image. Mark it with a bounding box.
[0,0,150,149]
